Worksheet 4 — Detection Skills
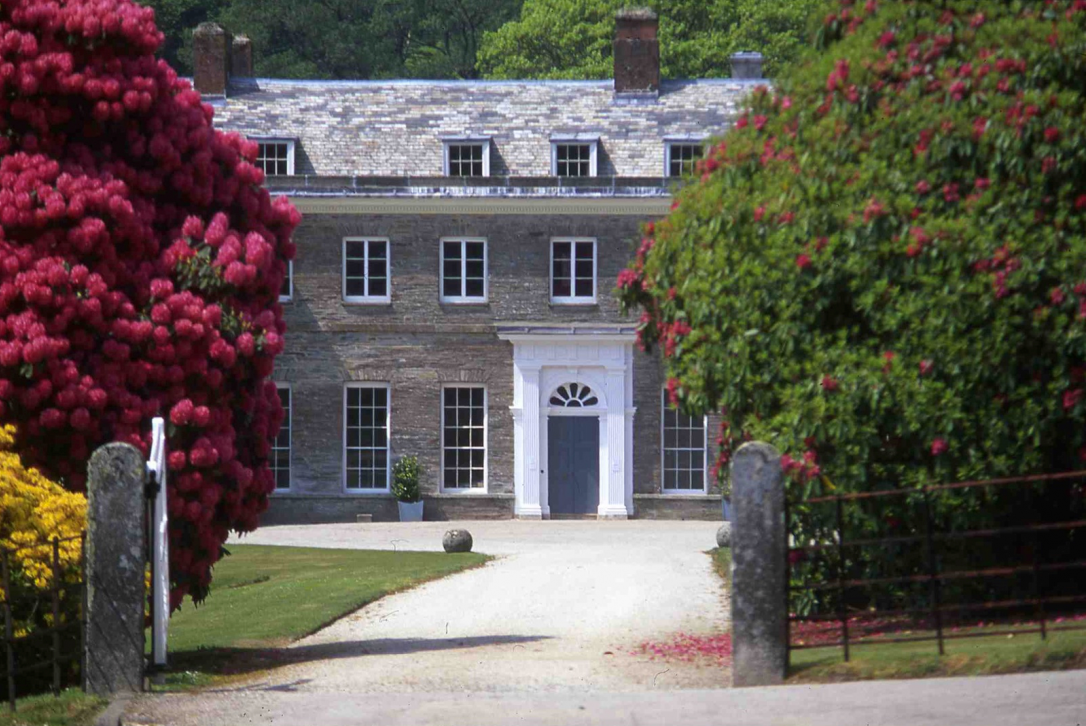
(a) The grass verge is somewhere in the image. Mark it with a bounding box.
[708,547,730,589]
[705,544,1086,683]
[155,544,489,688]
[789,625,1086,682]
[0,689,105,726]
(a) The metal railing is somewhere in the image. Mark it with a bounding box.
[0,534,86,711]
[785,471,1086,662]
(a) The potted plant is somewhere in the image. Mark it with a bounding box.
[392,455,423,522]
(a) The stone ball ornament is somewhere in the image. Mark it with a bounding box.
[716,522,732,549]
[443,529,474,553]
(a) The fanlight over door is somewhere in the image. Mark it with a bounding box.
[549,383,599,408]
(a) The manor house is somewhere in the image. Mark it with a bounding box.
[194,10,761,522]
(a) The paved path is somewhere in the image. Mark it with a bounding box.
[215,520,728,694]
[125,669,1086,725]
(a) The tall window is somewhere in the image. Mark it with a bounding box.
[551,238,596,303]
[667,143,704,177]
[441,239,487,302]
[271,384,291,490]
[662,391,707,492]
[279,260,293,303]
[552,142,596,177]
[256,140,294,176]
[343,238,390,303]
[345,384,389,490]
[445,143,487,177]
[442,386,486,490]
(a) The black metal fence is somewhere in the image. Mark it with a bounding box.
[785,471,1086,662]
[0,534,86,711]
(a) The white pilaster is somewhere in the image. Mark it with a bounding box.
[519,364,543,519]
[599,369,629,519]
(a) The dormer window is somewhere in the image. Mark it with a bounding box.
[443,137,491,177]
[551,135,599,177]
[666,140,707,177]
[255,138,295,176]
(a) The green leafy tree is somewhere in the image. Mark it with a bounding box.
[477,0,821,80]
[619,0,1086,505]
[619,0,1086,615]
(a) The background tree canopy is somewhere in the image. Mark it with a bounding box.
[476,0,822,80]
[145,0,819,80]
[147,0,524,79]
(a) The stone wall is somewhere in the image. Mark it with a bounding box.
[273,329,515,498]
[269,211,724,522]
[282,212,647,328]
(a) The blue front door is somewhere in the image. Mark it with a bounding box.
[547,416,599,515]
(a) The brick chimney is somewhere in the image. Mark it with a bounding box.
[614,8,660,95]
[192,22,230,96]
[232,35,254,78]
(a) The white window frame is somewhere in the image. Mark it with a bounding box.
[342,237,391,304]
[660,389,709,494]
[440,237,488,304]
[665,140,707,178]
[443,139,491,178]
[279,259,293,303]
[440,384,488,494]
[271,383,292,491]
[550,140,598,177]
[550,237,597,305]
[253,138,296,176]
[343,382,391,493]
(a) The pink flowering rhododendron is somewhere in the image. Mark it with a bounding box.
[0,0,299,607]
[617,0,1086,555]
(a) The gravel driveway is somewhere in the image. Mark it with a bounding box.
[223,520,730,694]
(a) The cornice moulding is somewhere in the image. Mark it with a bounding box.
[288,197,672,216]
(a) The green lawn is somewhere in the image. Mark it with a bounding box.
[789,625,1086,682]
[158,544,489,684]
[0,690,105,726]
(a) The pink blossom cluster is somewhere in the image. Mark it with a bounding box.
[781,449,821,482]
[0,0,299,607]
[973,244,1021,299]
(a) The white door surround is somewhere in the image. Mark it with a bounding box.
[497,326,637,520]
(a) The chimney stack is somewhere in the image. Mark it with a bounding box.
[193,22,230,96]
[614,8,660,95]
[232,35,254,78]
[729,52,765,80]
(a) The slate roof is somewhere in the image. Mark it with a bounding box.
[213,78,755,183]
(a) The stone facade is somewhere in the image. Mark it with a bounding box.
[263,207,724,522]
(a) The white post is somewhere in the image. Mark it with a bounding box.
[146,417,169,668]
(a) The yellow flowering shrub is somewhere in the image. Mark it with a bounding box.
[0,425,86,590]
